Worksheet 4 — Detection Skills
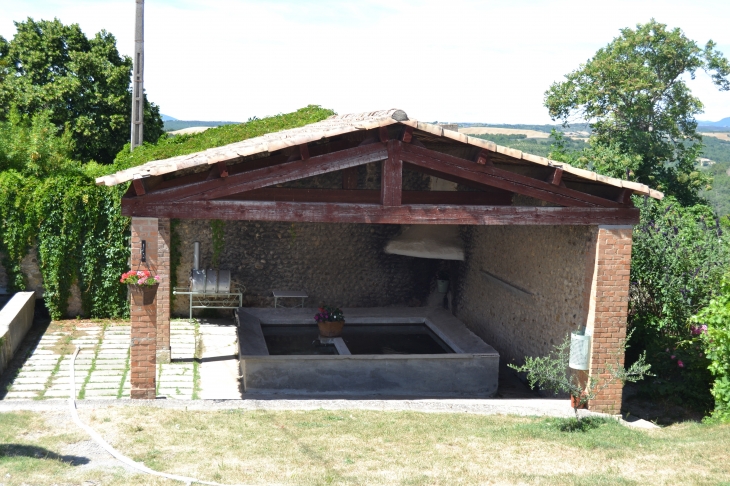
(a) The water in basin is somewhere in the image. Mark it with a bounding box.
[261,324,453,355]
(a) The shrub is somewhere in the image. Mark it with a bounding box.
[628,196,729,410]
[692,274,730,421]
[510,332,651,420]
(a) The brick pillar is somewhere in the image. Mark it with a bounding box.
[130,217,159,399]
[585,225,633,413]
[156,218,171,363]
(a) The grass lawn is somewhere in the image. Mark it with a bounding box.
[1,409,729,485]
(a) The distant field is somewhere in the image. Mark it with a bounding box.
[701,132,730,142]
[459,127,550,138]
[163,120,240,132]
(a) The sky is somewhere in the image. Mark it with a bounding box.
[2,0,730,124]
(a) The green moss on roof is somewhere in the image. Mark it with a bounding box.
[109,105,335,174]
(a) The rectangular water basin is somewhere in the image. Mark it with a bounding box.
[237,307,499,398]
[262,324,453,355]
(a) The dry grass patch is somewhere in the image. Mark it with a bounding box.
[1,408,729,485]
[79,409,730,485]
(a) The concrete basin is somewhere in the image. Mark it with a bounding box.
[236,307,499,397]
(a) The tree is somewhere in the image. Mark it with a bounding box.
[545,19,730,205]
[0,18,163,164]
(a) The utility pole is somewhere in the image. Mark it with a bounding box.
[130,0,144,150]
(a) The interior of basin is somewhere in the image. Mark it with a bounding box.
[261,324,454,355]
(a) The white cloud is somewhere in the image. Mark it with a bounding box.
[2,0,729,123]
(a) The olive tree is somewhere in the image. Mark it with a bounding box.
[545,19,730,205]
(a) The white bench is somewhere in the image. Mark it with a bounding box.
[272,290,308,308]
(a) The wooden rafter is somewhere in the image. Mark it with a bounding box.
[122,135,633,223]
[132,178,146,196]
[227,188,512,205]
[381,140,402,206]
[129,144,387,204]
[400,143,623,208]
[342,167,358,189]
[547,167,563,186]
[616,188,633,204]
[122,199,640,226]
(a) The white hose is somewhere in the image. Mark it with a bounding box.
[68,346,248,486]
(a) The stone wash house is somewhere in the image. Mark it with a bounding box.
[95,109,662,411]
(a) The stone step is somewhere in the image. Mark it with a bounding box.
[9,383,47,392]
[4,391,40,399]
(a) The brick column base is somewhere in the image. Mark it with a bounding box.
[586,225,633,413]
[130,286,157,399]
[130,217,160,399]
[156,218,171,364]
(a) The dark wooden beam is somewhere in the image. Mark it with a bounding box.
[547,167,563,186]
[299,143,310,161]
[228,188,512,205]
[381,140,402,206]
[379,126,389,143]
[150,140,358,194]
[616,188,633,204]
[342,167,358,189]
[400,143,623,208]
[403,162,512,194]
[123,199,640,226]
[206,162,229,180]
[476,150,492,166]
[401,126,414,143]
[132,178,146,196]
[131,144,388,204]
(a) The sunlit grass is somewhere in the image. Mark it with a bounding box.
[1,408,729,485]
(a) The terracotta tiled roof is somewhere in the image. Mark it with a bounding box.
[96,109,663,199]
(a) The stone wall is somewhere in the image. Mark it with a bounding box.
[172,220,438,316]
[0,248,82,317]
[454,225,598,364]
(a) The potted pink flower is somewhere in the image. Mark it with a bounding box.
[120,270,161,286]
[121,270,161,305]
[314,305,345,337]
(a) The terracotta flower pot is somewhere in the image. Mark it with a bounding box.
[570,394,588,409]
[130,284,159,306]
[318,320,345,337]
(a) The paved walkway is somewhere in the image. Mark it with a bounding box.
[1,319,241,401]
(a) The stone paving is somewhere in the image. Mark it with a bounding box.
[1,319,241,401]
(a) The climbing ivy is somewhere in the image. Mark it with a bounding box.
[0,169,129,319]
[0,106,334,319]
[210,220,225,269]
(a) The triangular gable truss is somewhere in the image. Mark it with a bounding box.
[122,124,640,225]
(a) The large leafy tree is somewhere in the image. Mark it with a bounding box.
[0,18,163,164]
[545,19,730,205]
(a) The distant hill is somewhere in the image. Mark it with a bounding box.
[160,114,177,121]
[163,120,240,132]
[698,117,730,128]
[465,129,730,217]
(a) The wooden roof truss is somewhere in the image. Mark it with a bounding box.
[122,124,640,225]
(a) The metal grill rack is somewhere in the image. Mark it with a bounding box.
[173,269,243,319]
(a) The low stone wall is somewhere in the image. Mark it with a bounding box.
[173,220,438,316]
[0,292,36,376]
[454,225,597,364]
[0,248,82,317]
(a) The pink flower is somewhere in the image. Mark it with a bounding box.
[154,275,161,282]
[670,355,675,359]
[138,277,148,285]
[137,271,145,277]
[678,360,684,368]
